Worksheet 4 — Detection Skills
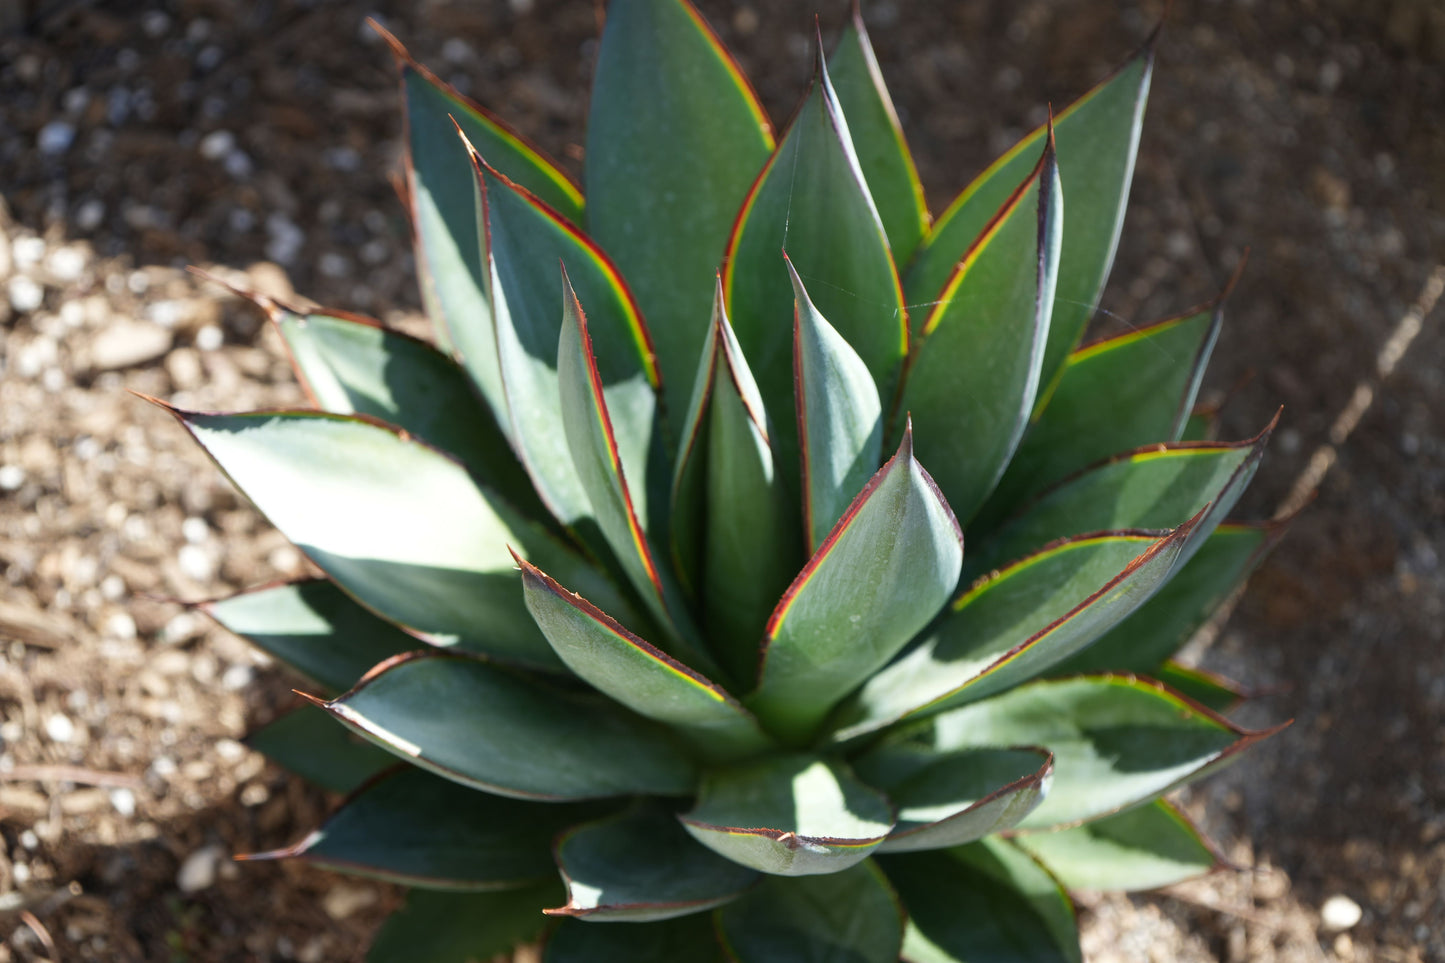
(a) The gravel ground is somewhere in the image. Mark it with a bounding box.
[0,1,1442,960]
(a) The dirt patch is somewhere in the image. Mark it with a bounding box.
[1,0,1441,960]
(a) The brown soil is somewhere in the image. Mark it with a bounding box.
[0,1,1441,961]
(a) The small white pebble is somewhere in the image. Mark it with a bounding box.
[104,612,137,640]
[20,830,39,849]
[195,324,224,352]
[178,544,214,582]
[161,611,201,645]
[177,844,224,893]
[45,713,77,744]
[46,245,87,281]
[199,129,234,160]
[215,739,246,762]
[268,544,302,574]
[100,574,126,601]
[12,863,30,885]
[1321,894,1363,932]
[181,516,210,544]
[0,465,26,491]
[38,120,76,155]
[223,150,253,178]
[150,756,177,778]
[8,276,44,313]
[75,198,105,231]
[12,236,45,267]
[109,787,136,817]
[221,664,254,691]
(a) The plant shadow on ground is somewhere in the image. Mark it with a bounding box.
[0,0,1441,960]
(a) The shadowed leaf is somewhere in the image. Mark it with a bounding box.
[881,839,1082,963]
[243,766,596,890]
[367,881,562,963]
[717,860,904,963]
[548,800,758,921]
[544,916,726,962]
[204,579,416,695]
[245,704,394,795]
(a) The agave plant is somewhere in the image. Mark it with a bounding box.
[163,2,1286,959]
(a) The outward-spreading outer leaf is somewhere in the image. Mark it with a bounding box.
[906,36,1154,397]
[918,675,1282,829]
[681,754,894,876]
[749,426,964,745]
[1013,798,1224,892]
[883,840,1082,963]
[790,256,884,553]
[203,579,416,695]
[383,21,581,413]
[517,556,772,760]
[314,652,697,800]
[266,299,548,525]
[1054,520,1284,676]
[832,521,1199,742]
[902,134,1062,524]
[367,882,562,963]
[669,284,798,681]
[585,0,773,418]
[716,860,904,963]
[245,705,394,795]
[467,140,664,538]
[548,801,758,921]
[724,47,907,464]
[972,417,1277,577]
[982,292,1226,525]
[853,745,1053,853]
[170,406,633,671]
[241,765,593,890]
[1153,663,1249,713]
[827,6,929,265]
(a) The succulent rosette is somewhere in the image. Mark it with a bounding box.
[166,2,1286,959]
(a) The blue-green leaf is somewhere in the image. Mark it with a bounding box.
[723,49,907,468]
[385,21,581,412]
[467,140,663,539]
[853,746,1052,853]
[585,0,773,422]
[717,860,904,963]
[368,882,560,963]
[790,256,884,553]
[827,7,929,265]
[315,652,697,801]
[548,801,758,921]
[171,406,634,671]
[902,135,1062,523]
[831,523,1198,742]
[1012,799,1224,892]
[906,38,1154,398]
[240,765,593,890]
[245,704,394,795]
[681,754,894,876]
[203,579,416,695]
[981,294,1225,525]
[882,840,1082,963]
[912,675,1282,830]
[518,556,772,761]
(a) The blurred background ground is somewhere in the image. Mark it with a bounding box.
[0,0,1442,960]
